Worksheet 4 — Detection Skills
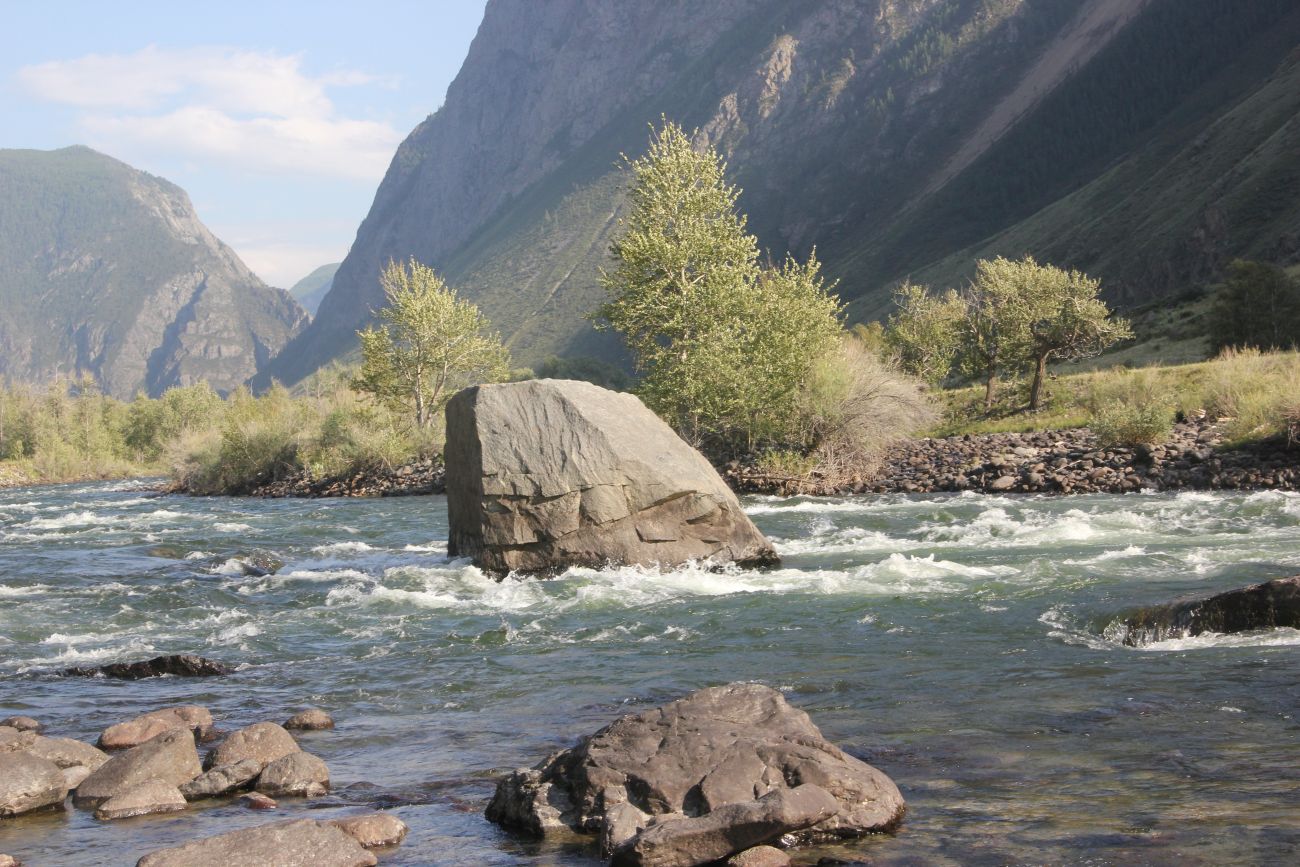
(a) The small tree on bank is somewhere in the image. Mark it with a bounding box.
[598,120,842,452]
[354,258,510,429]
[884,256,1130,410]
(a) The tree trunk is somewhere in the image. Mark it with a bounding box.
[983,370,997,409]
[1029,353,1049,411]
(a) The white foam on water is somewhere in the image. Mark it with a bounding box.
[213,522,253,533]
[403,542,448,552]
[1063,545,1147,565]
[0,583,49,597]
[20,510,110,530]
[312,541,375,555]
[1132,628,1300,652]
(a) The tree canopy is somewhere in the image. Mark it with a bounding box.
[354,258,510,429]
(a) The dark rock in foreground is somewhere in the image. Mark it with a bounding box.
[446,380,778,574]
[64,654,233,679]
[1116,575,1300,646]
[487,683,903,864]
[135,818,377,867]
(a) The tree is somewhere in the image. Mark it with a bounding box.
[598,120,842,451]
[354,258,510,428]
[1210,259,1300,353]
[956,260,1030,410]
[884,281,965,385]
[983,256,1130,410]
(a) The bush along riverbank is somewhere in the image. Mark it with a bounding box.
[166,457,445,499]
[726,419,1299,496]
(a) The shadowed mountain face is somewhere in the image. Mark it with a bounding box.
[0,146,307,398]
[265,0,1300,386]
[288,263,340,317]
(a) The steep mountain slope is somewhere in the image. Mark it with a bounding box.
[0,146,307,398]
[268,0,1300,385]
[288,263,339,316]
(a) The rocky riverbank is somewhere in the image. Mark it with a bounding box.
[159,421,1299,501]
[726,420,1300,497]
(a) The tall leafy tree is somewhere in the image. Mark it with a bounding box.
[1210,259,1300,353]
[354,258,510,429]
[599,120,842,450]
[885,281,965,386]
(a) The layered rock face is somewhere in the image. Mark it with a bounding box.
[487,683,904,864]
[0,146,306,397]
[445,379,777,574]
[266,0,1300,385]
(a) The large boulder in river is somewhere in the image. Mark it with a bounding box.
[487,683,903,863]
[1117,575,1300,646]
[136,818,377,867]
[74,728,201,808]
[445,380,778,574]
[0,752,68,816]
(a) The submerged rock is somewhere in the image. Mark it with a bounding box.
[240,792,278,811]
[206,722,299,770]
[327,812,410,848]
[0,752,68,817]
[284,708,334,731]
[487,682,903,860]
[445,379,778,574]
[99,706,213,750]
[135,818,376,867]
[1117,575,1300,646]
[64,654,233,679]
[94,779,187,820]
[74,728,201,809]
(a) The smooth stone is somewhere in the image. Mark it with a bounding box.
[487,683,904,841]
[283,708,334,731]
[135,818,377,867]
[207,722,299,770]
[241,792,278,810]
[3,732,108,771]
[445,379,778,574]
[611,785,839,867]
[0,752,69,817]
[74,729,202,809]
[728,845,792,866]
[94,780,187,820]
[0,855,20,867]
[62,765,93,790]
[326,812,410,848]
[63,653,233,679]
[256,752,329,798]
[179,759,263,800]
[0,717,42,733]
[989,475,1017,491]
[100,706,213,750]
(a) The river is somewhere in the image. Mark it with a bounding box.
[1,482,1297,865]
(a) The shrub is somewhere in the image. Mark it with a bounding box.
[793,337,938,479]
[1086,369,1175,446]
[1197,347,1300,443]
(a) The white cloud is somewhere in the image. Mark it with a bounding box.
[17,46,402,180]
[231,239,348,290]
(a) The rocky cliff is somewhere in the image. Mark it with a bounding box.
[266,0,1300,385]
[0,146,307,397]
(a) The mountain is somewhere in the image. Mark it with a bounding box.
[264,0,1300,386]
[288,263,340,317]
[0,146,307,398]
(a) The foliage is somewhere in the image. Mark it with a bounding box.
[598,120,842,452]
[533,355,631,391]
[884,281,964,384]
[355,258,511,429]
[1209,259,1300,353]
[1197,347,1300,444]
[1086,370,1174,447]
[791,336,938,480]
[980,255,1132,410]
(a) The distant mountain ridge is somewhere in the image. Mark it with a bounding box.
[264,0,1300,386]
[289,263,339,317]
[0,146,307,398]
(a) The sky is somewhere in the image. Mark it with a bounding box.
[0,0,488,288]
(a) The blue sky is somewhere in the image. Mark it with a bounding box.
[0,0,488,287]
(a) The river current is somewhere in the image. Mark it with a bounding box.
[1,482,1297,865]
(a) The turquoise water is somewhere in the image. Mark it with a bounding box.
[1,482,1298,865]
